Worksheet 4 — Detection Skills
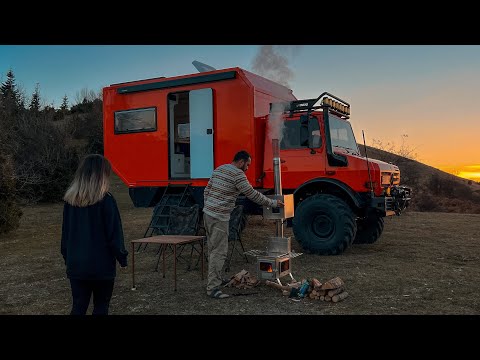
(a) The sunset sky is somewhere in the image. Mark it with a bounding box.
[1,45,478,181]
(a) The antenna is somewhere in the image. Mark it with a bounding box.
[362,130,374,198]
[192,60,216,72]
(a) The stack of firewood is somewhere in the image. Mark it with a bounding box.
[308,276,348,302]
[223,269,260,289]
[266,276,349,302]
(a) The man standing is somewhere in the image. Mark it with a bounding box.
[203,150,284,299]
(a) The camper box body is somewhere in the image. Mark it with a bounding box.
[103,67,296,206]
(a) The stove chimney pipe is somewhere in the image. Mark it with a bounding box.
[272,139,283,237]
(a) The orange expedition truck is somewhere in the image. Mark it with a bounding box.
[103,66,411,255]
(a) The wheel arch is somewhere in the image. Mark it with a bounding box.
[293,178,364,213]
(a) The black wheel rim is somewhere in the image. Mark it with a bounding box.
[312,213,335,239]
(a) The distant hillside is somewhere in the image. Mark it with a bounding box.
[358,145,480,214]
[52,104,480,214]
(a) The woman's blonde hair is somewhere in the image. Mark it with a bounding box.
[64,154,112,207]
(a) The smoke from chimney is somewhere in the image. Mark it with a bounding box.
[268,102,287,142]
[251,45,302,88]
[253,45,302,142]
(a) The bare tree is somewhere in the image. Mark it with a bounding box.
[74,87,100,105]
[371,134,418,160]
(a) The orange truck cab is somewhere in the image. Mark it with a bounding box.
[103,67,411,255]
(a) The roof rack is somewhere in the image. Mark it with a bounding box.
[270,92,350,119]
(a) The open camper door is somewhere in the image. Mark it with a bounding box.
[189,88,214,178]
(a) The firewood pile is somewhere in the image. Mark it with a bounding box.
[223,269,260,289]
[266,276,349,303]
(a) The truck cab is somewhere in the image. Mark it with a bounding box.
[260,94,411,254]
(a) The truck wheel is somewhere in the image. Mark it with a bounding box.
[353,214,384,244]
[293,194,357,255]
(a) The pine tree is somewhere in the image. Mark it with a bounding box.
[60,94,69,113]
[0,70,18,98]
[0,69,21,113]
[29,83,41,113]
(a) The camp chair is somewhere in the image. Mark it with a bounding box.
[154,204,201,272]
[224,205,249,273]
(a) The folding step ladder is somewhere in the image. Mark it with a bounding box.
[137,184,192,252]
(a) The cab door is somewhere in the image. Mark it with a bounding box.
[278,114,325,189]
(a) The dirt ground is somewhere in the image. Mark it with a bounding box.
[1,176,480,315]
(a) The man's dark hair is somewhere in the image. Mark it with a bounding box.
[233,150,250,162]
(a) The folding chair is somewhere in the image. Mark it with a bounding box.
[224,205,249,272]
[154,204,201,272]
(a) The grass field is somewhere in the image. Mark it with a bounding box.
[1,175,479,315]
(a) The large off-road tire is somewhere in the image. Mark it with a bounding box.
[293,194,357,255]
[353,214,384,244]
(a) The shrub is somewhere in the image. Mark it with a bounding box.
[415,194,439,212]
[0,152,22,234]
[11,113,80,203]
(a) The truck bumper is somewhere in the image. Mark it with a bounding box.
[370,197,395,216]
[370,185,412,216]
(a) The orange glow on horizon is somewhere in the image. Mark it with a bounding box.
[437,165,480,182]
[457,171,480,181]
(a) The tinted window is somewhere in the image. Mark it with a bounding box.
[114,107,157,134]
[280,118,320,149]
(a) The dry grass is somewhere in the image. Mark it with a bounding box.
[1,175,480,315]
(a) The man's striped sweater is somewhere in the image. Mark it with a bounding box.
[203,163,277,221]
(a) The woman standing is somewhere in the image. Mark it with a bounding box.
[61,154,128,315]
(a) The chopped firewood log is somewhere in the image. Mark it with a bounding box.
[287,281,301,289]
[265,280,291,291]
[234,269,248,281]
[224,270,259,289]
[320,277,344,290]
[332,291,349,303]
[320,296,325,301]
[324,295,332,301]
[266,280,302,297]
[311,278,322,289]
[311,290,318,296]
[317,289,327,296]
[314,296,319,300]
[327,286,345,297]
[309,292,315,299]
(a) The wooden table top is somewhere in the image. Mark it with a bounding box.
[130,235,206,245]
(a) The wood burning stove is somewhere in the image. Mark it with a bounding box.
[245,249,303,283]
[245,139,302,285]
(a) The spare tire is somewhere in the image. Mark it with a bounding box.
[293,194,357,255]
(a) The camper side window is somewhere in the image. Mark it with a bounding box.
[114,107,157,134]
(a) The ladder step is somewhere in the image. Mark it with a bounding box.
[144,184,192,237]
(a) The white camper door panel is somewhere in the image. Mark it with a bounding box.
[189,88,214,179]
